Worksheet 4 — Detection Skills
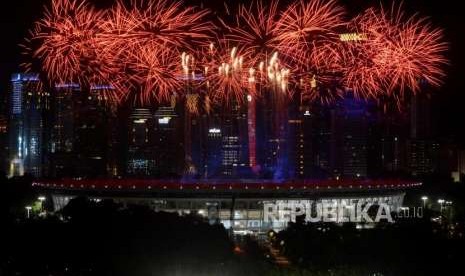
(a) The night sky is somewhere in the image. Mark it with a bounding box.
[0,0,464,143]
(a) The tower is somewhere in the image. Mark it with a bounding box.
[8,73,50,178]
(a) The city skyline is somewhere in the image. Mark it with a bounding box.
[0,0,463,180]
[0,0,464,145]
[1,1,465,276]
[2,72,456,180]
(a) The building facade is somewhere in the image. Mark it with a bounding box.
[8,73,50,177]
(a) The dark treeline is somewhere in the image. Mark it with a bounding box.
[1,176,465,275]
[274,216,465,276]
[1,197,252,276]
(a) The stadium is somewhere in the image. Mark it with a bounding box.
[34,179,421,234]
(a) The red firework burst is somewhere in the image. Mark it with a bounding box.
[225,0,282,69]
[337,4,447,103]
[101,0,213,52]
[24,0,110,85]
[23,0,448,108]
[324,8,386,100]
[375,4,448,98]
[98,0,213,105]
[126,45,182,105]
[204,43,251,105]
[277,0,345,71]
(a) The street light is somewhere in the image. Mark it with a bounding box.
[421,196,428,209]
[25,206,32,219]
[38,196,46,213]
[438,199,445,213]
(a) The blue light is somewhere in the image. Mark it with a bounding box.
[91,84,115,90]
[11,73,40,82]
[55,83,80,89]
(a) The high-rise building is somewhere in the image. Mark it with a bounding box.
[127,108,156,176]
[328,99,369,178]
[0,115,7,174]
[0,88,8,174]
[8,73,50,178]
[408,94,439,176]
[220,102,250,178]
[366,109,409,177]
[457,150,465,182]
[89,85,122,177]
[154,106,183,177]
[247,95,258,174]
[67,85,118,177]
[256,88,289,179]
[205,123,222,178]
[49,83,80,177]
[408,140,440,176]
[287,99,314,179]
[342,100,369,178]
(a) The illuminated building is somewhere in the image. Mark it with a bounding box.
[8,73,50,177]
[205,125,222,178]
[0,86,8,173]
[49,83,80,177]
[190,107,209,178]
[286,98,302,178]
[408,94,439,176]
[256,88,289,179]
[408,140,439,176]
[220,102,250,178]
[342,101,368,178]
[247,95,258,174]
[287,102,316,179]
[154,106,184,177]
[71,85,119,177]
[456,150,465,182]
[127,108,156,176]
[329,99,369,178]
[90,85,122,177]
[38,178,418,234]
[0,115,7,174]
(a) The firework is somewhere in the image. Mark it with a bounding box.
[335,4,447,103]
[24,0,110,85]
[23,0,447,108]
[277,0,345,70]
[126,45,182,104]
[101,0,212,51]
[275,0,345,104]
[204,45,250,105]
[99,0,213,105]
[226,0,281,68]
[376,4,447,99]
[320,9,384,100]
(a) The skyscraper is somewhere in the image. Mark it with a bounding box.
[0,115,7,175]
[256,88,289,179]
[154,106,183,177]
[287,102,315,179]
[408,94,439,176]
[205,122,222,178]
[8,73,50,177]
[0,89,8,174]
[127,108,156,176]
[90,85,122,177]
[219,102,250,178]
[49,83,80,177]
[70,85,117,177]
[328,99,369,178]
